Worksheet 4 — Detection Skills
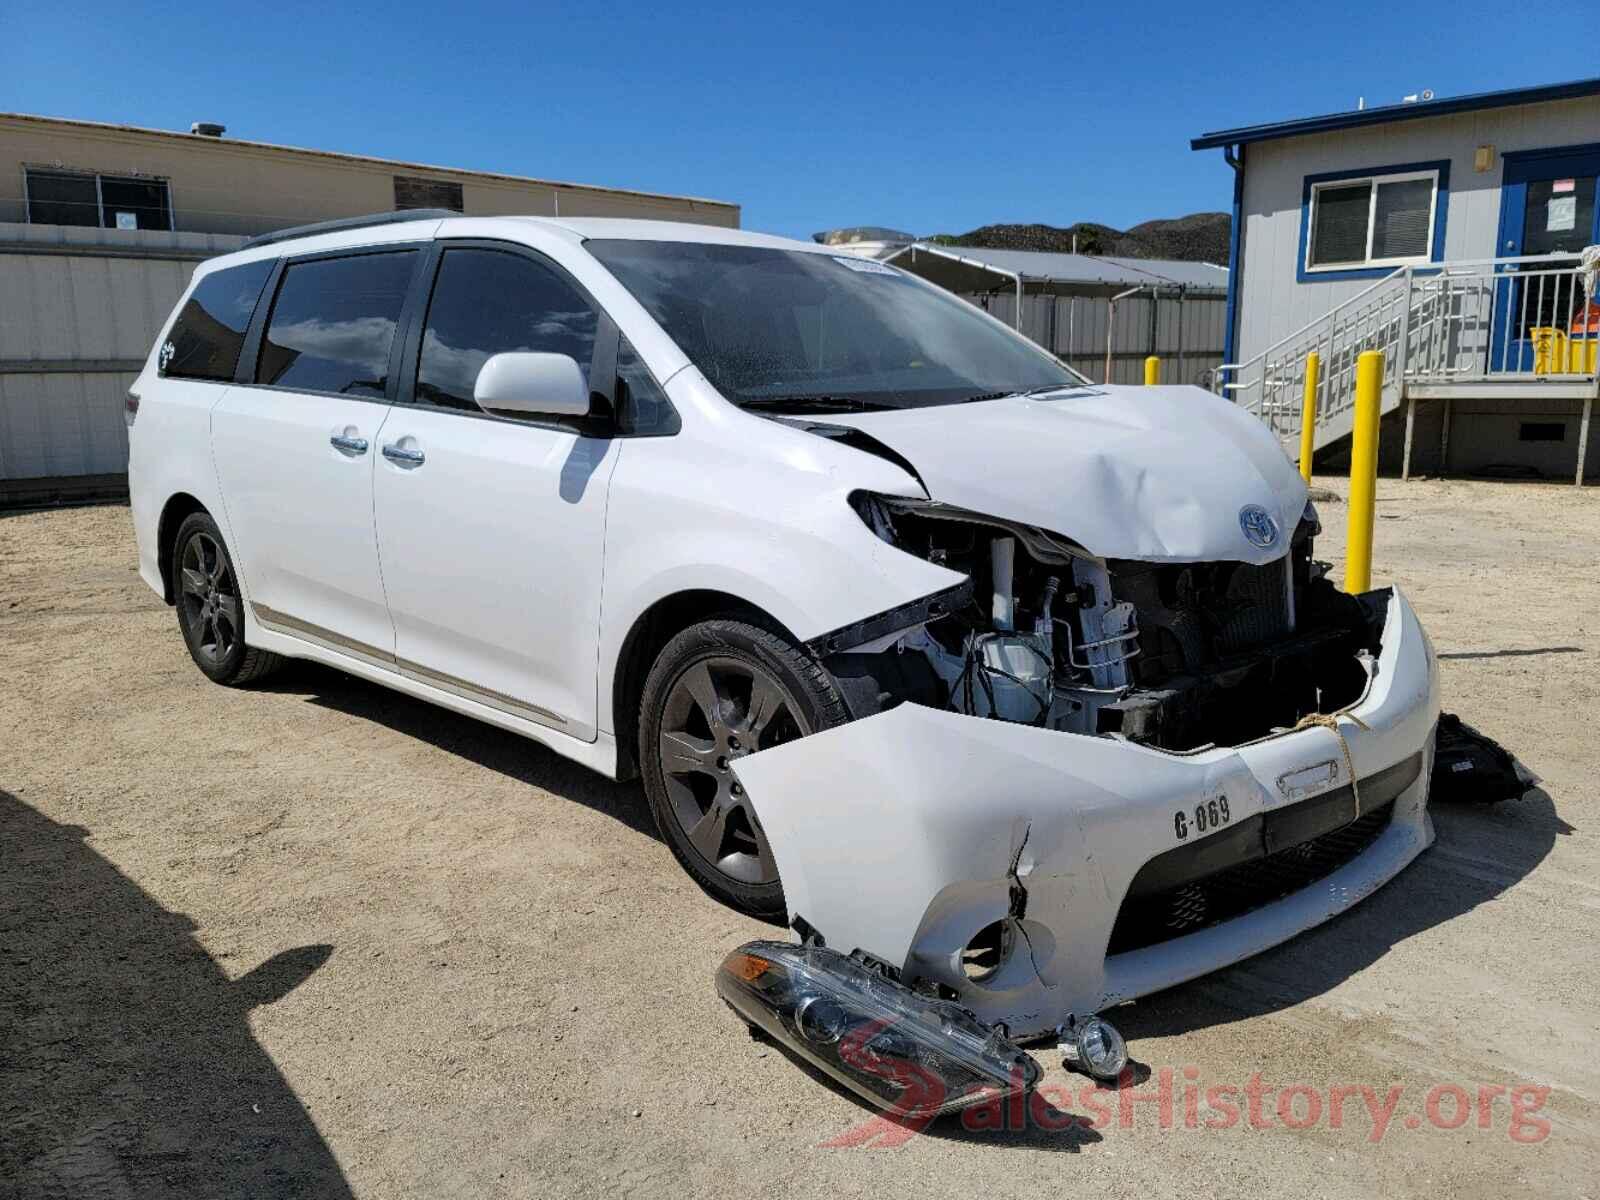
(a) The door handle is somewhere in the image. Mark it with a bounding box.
[330,433,369,455]
[382,442,426,466]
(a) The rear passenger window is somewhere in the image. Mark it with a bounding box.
[160,259,274,382]
[416,248,598,412]
[256,251,417,398]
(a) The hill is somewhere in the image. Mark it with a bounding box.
[929,213,1230,263]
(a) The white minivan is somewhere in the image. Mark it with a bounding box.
[130,212,1438,1038]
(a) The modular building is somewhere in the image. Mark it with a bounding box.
[0,113,738,502]
[1193,77,1600,482]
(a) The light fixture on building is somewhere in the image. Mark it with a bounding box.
[1475,145,1496,173]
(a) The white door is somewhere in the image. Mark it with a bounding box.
[211,248,421,665]
[372,245,619,739]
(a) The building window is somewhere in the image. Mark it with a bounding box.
[394,175,464,212]
[24,168,173,230]
[1304,168,1441,272]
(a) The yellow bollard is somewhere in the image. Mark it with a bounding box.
[1298,351,1320,485]
[1143,356,1161,386]
[1345,349,1383,594]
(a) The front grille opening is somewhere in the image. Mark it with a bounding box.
[1107,800,1396,955]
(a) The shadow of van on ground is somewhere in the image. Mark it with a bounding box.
[0,791,349,1200]
[257,659,660,840]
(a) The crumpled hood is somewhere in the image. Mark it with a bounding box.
[823,384,1309,564]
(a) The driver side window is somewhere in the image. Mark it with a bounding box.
[415,248,598,412]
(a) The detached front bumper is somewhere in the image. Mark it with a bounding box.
[732,587,1439,1040]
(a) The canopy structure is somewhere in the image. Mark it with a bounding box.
[886,243,1229,386]
[886,242,1227,300]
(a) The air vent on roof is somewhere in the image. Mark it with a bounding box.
[190,122,226,138]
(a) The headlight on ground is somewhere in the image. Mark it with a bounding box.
[716,940,1041,1116]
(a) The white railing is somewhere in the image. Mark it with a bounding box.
[1220,254,1597,443]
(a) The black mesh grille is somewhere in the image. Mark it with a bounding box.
[1107,800,1396,955]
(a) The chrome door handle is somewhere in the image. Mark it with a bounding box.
[382,443,426,466]
[330,433,368,455]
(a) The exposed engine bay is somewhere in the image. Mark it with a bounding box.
[827,493,1386,753]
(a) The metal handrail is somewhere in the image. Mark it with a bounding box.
[1223,253,1596,444]
[1222,252,1589,389]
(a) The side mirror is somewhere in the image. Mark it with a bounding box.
[473,352,591,418]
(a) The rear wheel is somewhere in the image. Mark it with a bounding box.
[640,618,848,917]
[172,512,282,686]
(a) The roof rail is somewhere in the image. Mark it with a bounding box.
[240,209,460,250]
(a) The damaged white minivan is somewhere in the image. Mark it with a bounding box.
[131,212,1438,1049]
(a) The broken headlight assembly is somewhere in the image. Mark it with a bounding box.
[716,940,1041,1116]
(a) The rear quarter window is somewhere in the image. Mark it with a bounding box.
[159,259,274,382]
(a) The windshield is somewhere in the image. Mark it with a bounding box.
[586,240,1085,411]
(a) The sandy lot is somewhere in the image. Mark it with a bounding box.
[2,478,1597,1198]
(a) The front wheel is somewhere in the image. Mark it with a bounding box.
[639,618,849,918]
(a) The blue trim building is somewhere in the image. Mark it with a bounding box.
[1192,78,1600,479]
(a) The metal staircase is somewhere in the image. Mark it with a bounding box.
[1221,254,1598,459]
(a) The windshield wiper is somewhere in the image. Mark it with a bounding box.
[739,395,898,414]
[960,383,1087,405]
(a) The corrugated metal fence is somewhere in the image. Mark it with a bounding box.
[0,223,245,496]
[974,290,1228,387]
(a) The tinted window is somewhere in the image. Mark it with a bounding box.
[160,259,274,382]
[99,176,172,231]
[416,249,598,412]
[257,252,417,398]
[26,171,99,227]
[615,337,678,435]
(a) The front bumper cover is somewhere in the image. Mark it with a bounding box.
[731,587,1439,1040]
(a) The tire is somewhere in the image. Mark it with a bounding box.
[639,617,849,918]
[171,511,283,686]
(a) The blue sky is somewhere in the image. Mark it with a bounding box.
[6,1,1595,241]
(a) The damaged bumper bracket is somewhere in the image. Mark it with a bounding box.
[804,579,973,657]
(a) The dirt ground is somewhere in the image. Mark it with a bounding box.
[2,478,1597,1198]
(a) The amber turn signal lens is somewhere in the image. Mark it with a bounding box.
[727,952,770,982]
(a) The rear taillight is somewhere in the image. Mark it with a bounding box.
[124,389,140,428]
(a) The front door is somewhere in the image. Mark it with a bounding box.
[1490,146,1600,371]
[371,244,619,740]
[212,247,421,665]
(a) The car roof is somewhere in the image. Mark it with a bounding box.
[204,214,827,275]
[491,216,821,251]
